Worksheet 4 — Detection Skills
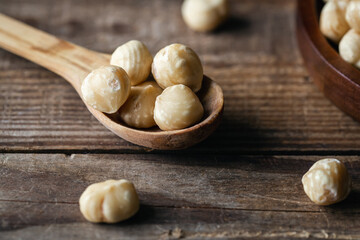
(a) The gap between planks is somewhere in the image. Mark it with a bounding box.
[3,149,360,156]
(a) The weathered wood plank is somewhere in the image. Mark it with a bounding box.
[2,0,360,153]
[1,154,360,239]
[1,154,360,222]
[2,203,360,240]
[2,0,360,239]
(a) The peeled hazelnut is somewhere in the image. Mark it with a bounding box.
[79,179,140,223]
[119,81,163,128]
[110,40,153,86]
[323,0,350,3]
[320,0,350,43]
[154,84,204,131]
[81,66,131,114]
[302,158,351,205]
[152,43,203,92]
[339,29,360,68]
[181,0,228,32]
[346,1,360,31]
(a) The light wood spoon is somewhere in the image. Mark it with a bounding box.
[0,13,224,150]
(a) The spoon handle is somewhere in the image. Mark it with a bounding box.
[0,13,106,91]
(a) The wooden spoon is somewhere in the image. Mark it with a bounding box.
[0,13,224,150]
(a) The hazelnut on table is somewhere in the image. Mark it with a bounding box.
[111,40,153,86]
[302,158,351,205]
[119,81,163,128]
[152,43,203,92]
[154,84,204,131]
[181,0,228,32]
[79,179,140,223]
[81,65,131,114]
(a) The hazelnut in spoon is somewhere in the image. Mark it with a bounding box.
[0,13,223,150]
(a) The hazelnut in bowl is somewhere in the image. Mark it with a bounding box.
[296,0,360,122]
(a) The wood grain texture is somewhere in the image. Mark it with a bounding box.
[1,154,360,239]
[2,0,360,239]
[1,0,360,153]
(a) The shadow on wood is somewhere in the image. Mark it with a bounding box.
[326,189,360,212]
[214,16,251,34]
[193,114,277,153]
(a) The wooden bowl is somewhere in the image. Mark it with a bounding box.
[296,0,360,122]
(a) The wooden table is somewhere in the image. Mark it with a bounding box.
[1,0,360,239]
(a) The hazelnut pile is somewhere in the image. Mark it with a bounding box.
[81,40,205,131]
[320,0,360,68]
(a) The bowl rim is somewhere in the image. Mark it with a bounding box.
[297,0,360,87]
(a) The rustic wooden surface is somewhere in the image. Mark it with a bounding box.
[1,0,360,239]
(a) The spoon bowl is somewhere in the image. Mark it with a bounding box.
[0,13,224,150]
